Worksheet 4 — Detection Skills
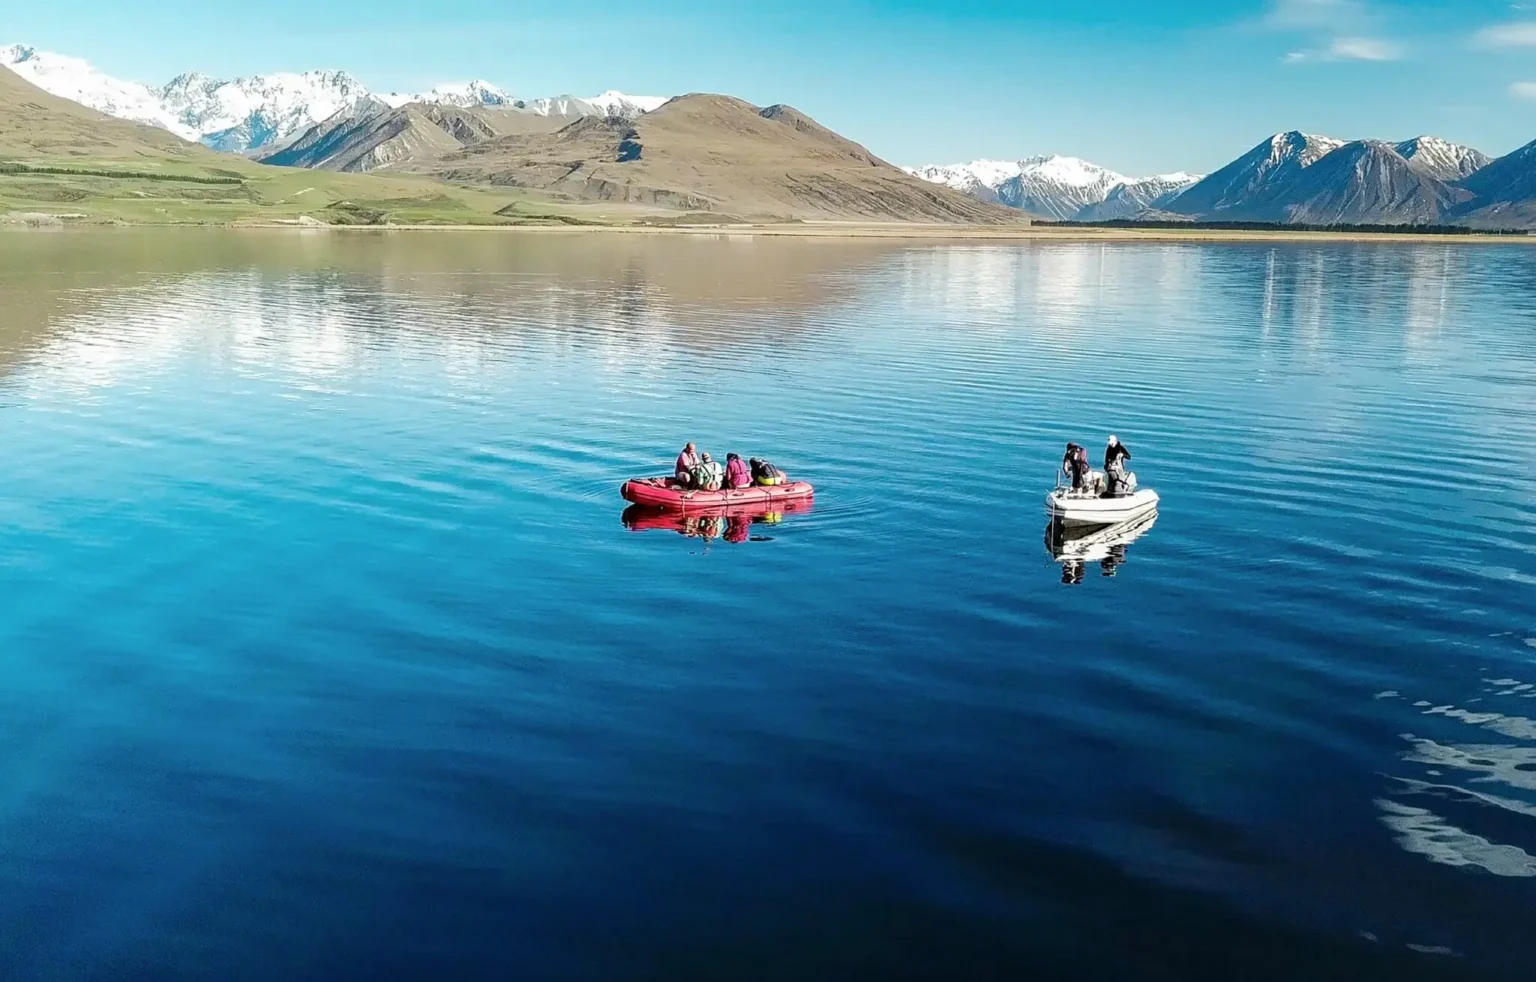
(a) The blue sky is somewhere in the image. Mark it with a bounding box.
[8,0,1536,173]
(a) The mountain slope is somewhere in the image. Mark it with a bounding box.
[260,99,575,173]
[1448,138,1536,227]
[421,94,1020,222]
[0,57,212,161]
[1,44,195,140]
[1163,131,1344,219]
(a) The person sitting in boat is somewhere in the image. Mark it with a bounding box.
[1103,435,1132,495]
[750,457,786,486]
[691,452,726,492]
[675,442,700,488]
[724,453,753,490]
[1062,442,1092,491]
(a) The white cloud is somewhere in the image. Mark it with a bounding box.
[1511,81,1536,98]
[1282,36,1403,63]
[1328,36,1402,60]
[1267,0,1403,64]
[1475,21,1536,46]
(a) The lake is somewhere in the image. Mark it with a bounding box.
[1,230,1533,981]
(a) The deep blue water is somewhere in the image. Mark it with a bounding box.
[1,231,1535,980]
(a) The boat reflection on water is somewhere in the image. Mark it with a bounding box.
[1044,509,1158,584]
[621,498,813,544]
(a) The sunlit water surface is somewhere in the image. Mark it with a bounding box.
[1,230,1534,981]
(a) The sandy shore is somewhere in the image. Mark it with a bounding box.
[231,220,1536,243]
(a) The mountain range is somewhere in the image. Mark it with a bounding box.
[904,157,1202,221]
[910,133,1530,227]
[8,40,1536,229]
[0,44,666,153]
[0,48,1012,225]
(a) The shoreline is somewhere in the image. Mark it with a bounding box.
[224,221,1536,243]
[7,218,1533,243]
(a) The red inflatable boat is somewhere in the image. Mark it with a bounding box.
[620,476,815,511]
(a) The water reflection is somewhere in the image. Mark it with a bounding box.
[621,499,813,545]
[1375,677,1536,878]
[1044,510,1157,585]
[0,230,915,384]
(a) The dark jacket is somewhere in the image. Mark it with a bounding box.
[1105,442,1131,469]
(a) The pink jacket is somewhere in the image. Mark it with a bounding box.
[725,456,752,489]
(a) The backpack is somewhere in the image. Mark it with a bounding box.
[750,457,785,486]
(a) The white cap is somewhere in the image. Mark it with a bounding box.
[1108,435,1119,446]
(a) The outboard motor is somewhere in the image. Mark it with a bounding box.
[1105,460,1134,496]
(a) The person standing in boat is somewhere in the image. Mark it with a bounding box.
[1104,435,1131,495]
[1062,442,1091,491]
[675,442,700,488]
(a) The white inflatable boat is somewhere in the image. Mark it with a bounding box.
[1045,485,1160,526]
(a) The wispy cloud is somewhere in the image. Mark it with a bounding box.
[1267,0,1405,63]
[1474,21,1536,47]
[1266,0,1369,31]
[1511,81,1536,98]
[1283,36,1404,62]
[1327,36,1402,59]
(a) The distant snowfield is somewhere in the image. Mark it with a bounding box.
[0,43,669,153]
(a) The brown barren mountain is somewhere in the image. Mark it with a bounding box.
[259,101,576,173]
[419,94,1021,223]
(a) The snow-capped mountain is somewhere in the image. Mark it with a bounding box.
[904,160,1026,205]
[379,81,514,109]
[586,91,670,117]
[1393,136,1490,182]
[1162,132,1491,224]
[906,156,1199,220]
[517,92,667,119]
[1075,172,1202,221]
[0,44,196,139]
[995,156,1130,219]
[1162,131,1345,219]
[158,70,370,152]
[1,43,668,152]
[1269,140,1467,225]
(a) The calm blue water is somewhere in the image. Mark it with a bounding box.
[1,231,1534,980]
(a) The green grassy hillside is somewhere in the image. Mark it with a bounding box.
[0,65,667,226]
